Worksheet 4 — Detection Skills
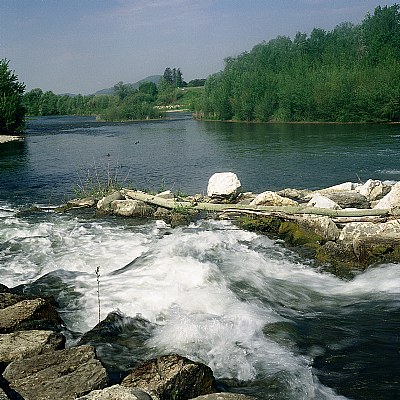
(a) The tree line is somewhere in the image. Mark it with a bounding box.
[196,4,400,122]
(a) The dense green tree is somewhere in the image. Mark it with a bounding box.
[0,59,25,133]
[197,4,400,123]
[139,81,158,98]
[114,81,135,100]
[23,88,43,115]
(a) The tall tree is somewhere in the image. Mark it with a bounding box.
[0,59,25,133]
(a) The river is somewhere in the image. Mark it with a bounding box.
[0,114,399,399]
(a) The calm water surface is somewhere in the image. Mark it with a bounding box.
[0,115,399,399]
[1,114,400,204]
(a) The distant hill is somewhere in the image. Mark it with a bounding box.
[94,75,162,95]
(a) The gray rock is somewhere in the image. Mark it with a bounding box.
[76,385,153,400]
[339,219,400,242]
[3,345,107,400]
[122,354,217,400]
[374,181,400,211]
[250,191,298,207]
[355,179,390,201]
[207,173,241,198]
[0,330,65,365]
[97,191,125,211]
[276,188,312,202]
[111,200,154,217]
[307,193,341,210]
[297,215,340,241]
[323,191,370,209]
[0,298,63,334]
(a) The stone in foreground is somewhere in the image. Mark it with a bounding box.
[3,345,107,400]
[122,354,217,400]
[0,330,65,365]
[0,298,63,334]
[192,395,255,400]
[76,385,152,400]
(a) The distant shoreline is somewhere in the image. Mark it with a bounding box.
[0,135,23,144]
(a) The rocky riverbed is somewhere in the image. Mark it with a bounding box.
[0,283,253,400]
[65,173,400,277]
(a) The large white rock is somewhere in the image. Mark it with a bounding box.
[374,182,400,210]
[207,172,241,197]
[250,191,298,206]
[356,179,385,201]
[307,193,341,210]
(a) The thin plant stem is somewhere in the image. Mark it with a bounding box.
[95,266,101,324]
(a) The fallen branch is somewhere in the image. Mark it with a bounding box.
[123,190,391,218]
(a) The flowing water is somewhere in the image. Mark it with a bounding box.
[0,115,399,399]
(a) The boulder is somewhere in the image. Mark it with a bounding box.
[111,200,154,217]
[76,385,152,400]
[338,219,400,242]
[297,215,340,241]
[0,330,65,366]
[122,354,217,400]
[250,191,298,207]
[0,388,9,400]
[355,179,389,201]
[276,188,312,202]
[207,173,241,198]
[323,191,369,209]
[0,298,64,334]
[3,345,107,400]
[307,194,341,210]
[97,191,125,211]
[374,182,400,211]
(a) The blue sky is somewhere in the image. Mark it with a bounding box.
[1,1,397,94]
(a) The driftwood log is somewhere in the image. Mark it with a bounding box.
[123,190,391,218]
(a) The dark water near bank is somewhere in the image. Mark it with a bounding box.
[0,115,399,399]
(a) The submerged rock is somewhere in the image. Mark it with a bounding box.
[3,345,108,400]
[122,354,217,400]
